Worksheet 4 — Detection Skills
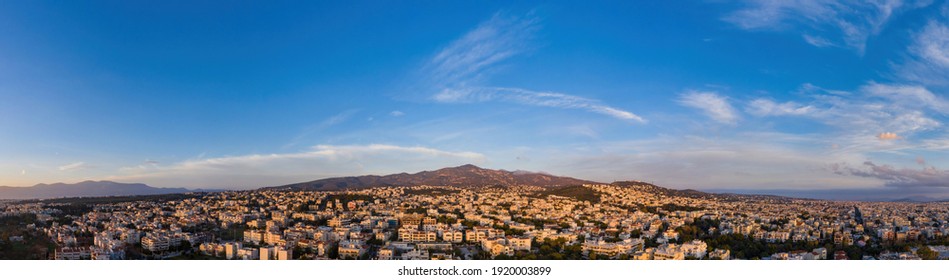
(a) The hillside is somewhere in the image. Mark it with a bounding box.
[263,164,600,191]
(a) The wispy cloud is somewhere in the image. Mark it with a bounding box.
[723,0,931,53]
[861,82,949,111]
[803,34,836,48]
[678,90,738,124]
[564,125,599,139]
[758,82,942,143]
[435,87,646,123]
[747,99,815,116]
[58,162,89,171]
[921,138,949,150]
[390,110,405,117]
[111,144,486,188]
[423,11,644,123]
[320,110,358,128]
[284,109,360,149]
[897,19,949,86]
[427,12,538,89]
[734,81,949,188]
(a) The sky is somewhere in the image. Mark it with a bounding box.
[2,1,949,199]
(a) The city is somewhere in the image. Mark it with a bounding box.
[2,166,947,260]
[3,4,949,279]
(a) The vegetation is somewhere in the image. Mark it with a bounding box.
[701,233,882,260]
[639,203,706,214]
[538,185,600,203]
[527,237,584,260]
[402,188,461,196]
[0,214,55,260]
[215,223,246,242]
[916,246,938,260]
[492,224,525,236]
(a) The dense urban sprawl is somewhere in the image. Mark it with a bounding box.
[2,183,948,260]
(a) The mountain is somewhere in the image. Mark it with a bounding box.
[263,164,600,191]
[0,180,191,200]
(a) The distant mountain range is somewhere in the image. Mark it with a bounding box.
[262,164,599,191]
[0,181,192,200]
[6,165,945,203]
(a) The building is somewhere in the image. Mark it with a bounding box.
[582,239,644,258]
[224,242,241,260]
[55,247,92,260]
[653,244,685,260]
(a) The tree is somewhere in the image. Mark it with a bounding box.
[917,246,938,260]
[327,244,339,259]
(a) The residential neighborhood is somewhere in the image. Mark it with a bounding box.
[3,182,947,260]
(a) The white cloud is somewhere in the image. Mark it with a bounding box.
[799,82,852,96]
[678,91,738,124]
[762,83,943,143]
[435,87,646,123]
[897,20,949,86]
[723,0,931,53]
[747,99,815,116]
[320,110,358,128]
[423,12,645,123]
[860,82,949,111]
[803,34,836,48]
[390,111,405,117]
[670,80,949,191]
[110,144,486,189]
[911,20,949,66]
[427,12,538,89]
[58,162,89,171]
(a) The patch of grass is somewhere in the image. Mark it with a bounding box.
[403,188,461,196]
[538,185,600,203]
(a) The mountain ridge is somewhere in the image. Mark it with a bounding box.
[0,180,192,200]
[261,164,600,191]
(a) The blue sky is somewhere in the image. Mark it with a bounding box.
[3,1,949,199]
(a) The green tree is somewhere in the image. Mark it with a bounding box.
[917,246,938,260]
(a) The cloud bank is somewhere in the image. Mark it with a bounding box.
[835,161,949,188]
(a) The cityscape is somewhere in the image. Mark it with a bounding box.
[1,165,948,260]
[3,1,949,267]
